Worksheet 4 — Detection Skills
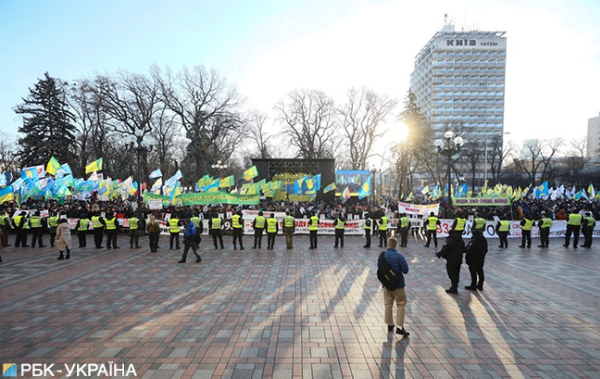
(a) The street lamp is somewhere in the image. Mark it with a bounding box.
[371,167,380,208]
[212,160,228,174]
[131,128,153,224]
[434,130,464,218]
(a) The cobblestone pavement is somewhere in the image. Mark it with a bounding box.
[1,232,599,378]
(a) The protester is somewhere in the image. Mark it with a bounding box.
[378,237,410,336]
[179,218,201,263]
[146,215,160,252]
[55,218,72,260]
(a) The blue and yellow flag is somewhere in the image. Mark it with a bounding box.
[46,156,61,176]
[85,158,103,174]
[358,175,371,199]
[323,182,336,194]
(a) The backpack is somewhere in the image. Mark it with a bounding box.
[377,252,402,291]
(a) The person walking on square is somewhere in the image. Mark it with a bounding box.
[496,217,510,248]
[168,214,182,250]
[283,210,295,249]
[56,218,72,260]
[30,210,46,248]
[563,209,582,248]
[252,211,266,248]
[266,213,279,250]
[437,231,465,294]
[582,212,596,248]
[191,211,203,248]
[399,213,410,248]
[209,213,224,249]
[519,214,534,248]
[179,219,201,263]
[308,211,319,249]
[363,213,373,248]
[104,211,120,249]
[464,230,488,291]
[378,237,410,336]
[128,213,140,248]
[0,210,12,247]
[146,215,160,252]
[231,210,244,250]
[333,213,345,248]
[377,214,389,248]
[423,212,440,248]
[91,211,105,248]
[76,213,89,248]
[537,212,553,248]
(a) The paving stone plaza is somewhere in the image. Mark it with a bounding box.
[1,233,599,379]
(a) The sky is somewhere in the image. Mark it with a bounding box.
[1,0,599,157]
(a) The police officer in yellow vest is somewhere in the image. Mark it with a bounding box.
[252,211,266,249]
[0,210,12,247]
[209,213,224,249]
[363,213,373,248]
[30,211,47,248]
[582,212,596,248]
[564,209,583,248]
[168,214,182,249]
[399,213,410,248]
[377,215,389,248]
[496,217,510,248]
[333,212,346,248]
[231,210,244,250]
[104,211,120,249]
[449,211,466,239]
[91,212,105,248]
[308,211,319,249]
[537,212,553,248]
[128,213,141,249]
[519,214,534,248]
[13,211,30,247]
[77,213,90,248]
[473,213,486,235]
[423,212,441,248]
[266,213,278,250]
[48,211,60,248]
[283,210,295,249]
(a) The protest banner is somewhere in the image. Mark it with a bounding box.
[177,192,260,205]
[397,202,440,216]
[452,197,511,206]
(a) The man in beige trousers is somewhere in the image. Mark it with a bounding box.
[378,237,410,336]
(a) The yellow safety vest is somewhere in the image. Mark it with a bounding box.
[105,218,117,230]
[363,218,372,230]
[211,218,222,230]
[454,218,466,231]
[191,217,201,227]
[427,216,438,231]
[232,214,242,229]
[78,218,89,231]
[284,215,294,228]
[267,218,277,233]
[254,216,265,229]
[168,218,180,233]
[309,216,319,231]
[474,218,486,229]
[568,213,582,226]
[379,217,388,231]
[49,216,60,227]
[541,217,553,229]
[91,216,102,228]
[522,218,534,231]
[335,219,345,230]
[400,217,410,228]
[586,216,596,228]
[128,218,139,230]
[30,216,43,228]
[498,220,509,232]
[0,215,9,225]
[14,215,24,229]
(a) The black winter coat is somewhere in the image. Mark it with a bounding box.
[439,234,465,266]
[465,234,488,265]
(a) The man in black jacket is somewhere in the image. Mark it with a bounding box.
[436,233,465,294]
[464,231,488,291]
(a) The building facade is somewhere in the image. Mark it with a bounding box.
[587,112,600,159]
[410,23,507,187]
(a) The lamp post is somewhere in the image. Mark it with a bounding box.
[212,160,228,189]
[131,128,153,223]
[370,167,380,208]
[434,130,464,218]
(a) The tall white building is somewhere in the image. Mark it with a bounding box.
[587,112,600,159]
[410,22,507,186]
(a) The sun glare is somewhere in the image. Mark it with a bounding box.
[397,123,410,142]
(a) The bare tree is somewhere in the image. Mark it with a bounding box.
[487,136,516,184]
[461,139,484,189]
[512,138,562,186]
[0,132,19,174]
[247,110,272,159]
[148,104,179,178]
[275,89,339,159]
[152,65,245,176]
[339,87,397,168]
